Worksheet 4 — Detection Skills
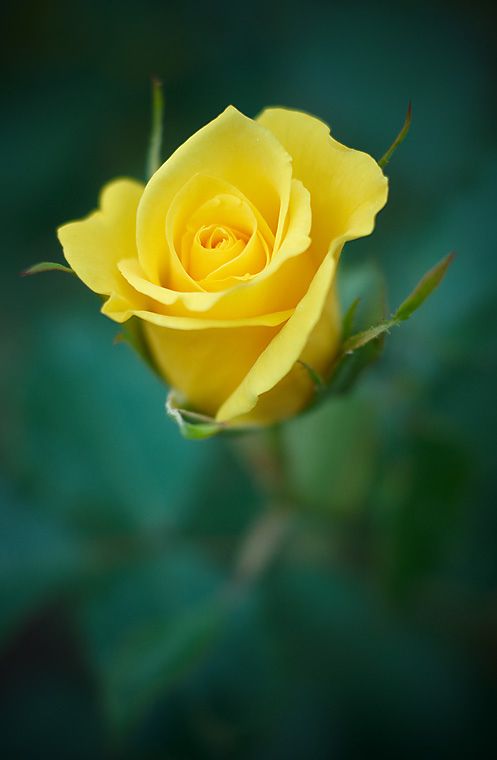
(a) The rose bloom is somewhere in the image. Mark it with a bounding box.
[58,107,388,427]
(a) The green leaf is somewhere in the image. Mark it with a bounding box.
[77,549,226,736]
[394,252,455,321]
[0,489,89,647]
[21,261,74,276]
[166,390,224,440]
[283,395,378,514]
[146,77,164,179]
[106,595,227,734]
[378,101,412,169]
[23,314,213,532]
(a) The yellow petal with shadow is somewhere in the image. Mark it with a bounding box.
[143,322,282,418]
[216,250,337,423]
[234,281,341,425]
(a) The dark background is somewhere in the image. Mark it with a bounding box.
[1,1,497,757]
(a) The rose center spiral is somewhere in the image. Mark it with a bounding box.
[197,224,248,252]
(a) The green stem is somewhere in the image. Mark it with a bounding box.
[228,425,295,594]
[146,78,164,179]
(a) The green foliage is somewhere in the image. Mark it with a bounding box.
[77,549,227,735]
[283,396,378,514]
[0,489,91,645]
[3,1,497,756]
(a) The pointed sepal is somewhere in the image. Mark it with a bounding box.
[342,252,454,356]
[379,101,412,169]
[21,261,74,276]
[146,77,165,180]
[166,391,224,440]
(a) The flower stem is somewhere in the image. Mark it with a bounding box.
[228,425,294,594]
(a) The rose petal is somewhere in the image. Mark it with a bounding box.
[257,108,388,262]
[137,106,293,284]
[57,179,144,297]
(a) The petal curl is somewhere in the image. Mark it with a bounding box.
[57,179,144,296]
[120,178,312,320]
[101,301,293,330]
[257,108,388,262]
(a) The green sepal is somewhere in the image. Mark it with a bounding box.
[325,330,385,396]
[146,77,165,180]
[114,317,162,378]
[166,390,224,440]
[342,296,361,339]
[342,253,454,355]
[379,101,412,169]
[323,260,388,397]
[297,360,325,393]
[21,261,74,276]
[394,252,454,321]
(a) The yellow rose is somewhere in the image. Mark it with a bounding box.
[57,106,388,427]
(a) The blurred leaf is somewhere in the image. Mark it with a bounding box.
[0,485,90,647]
[21,261,74,276]
[379,424,470,598]
[262,561,470,754]
[0,674,105,759]
[78,547,225,735]
[283,395,378,513]
[18,313,215,533]
[106,595,228,734]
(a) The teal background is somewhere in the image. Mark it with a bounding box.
[2,1,497,757]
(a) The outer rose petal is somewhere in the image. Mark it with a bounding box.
[216,251,337,423]
[57,179,145,299]
[143,322,281,419]
[237,282,341,425]
[137,106,293,284]
[257,108,388,261]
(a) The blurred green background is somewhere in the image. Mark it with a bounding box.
[2,0,497,757]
